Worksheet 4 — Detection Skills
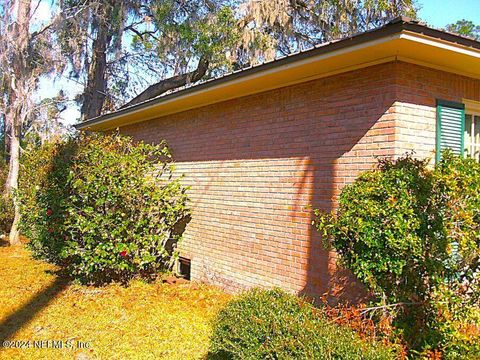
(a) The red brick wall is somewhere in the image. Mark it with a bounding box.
[393,62,480,159]
[120,61,479,301]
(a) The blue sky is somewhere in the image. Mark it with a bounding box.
[418,0,480,28]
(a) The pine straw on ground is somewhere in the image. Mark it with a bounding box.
[0,246,231,360]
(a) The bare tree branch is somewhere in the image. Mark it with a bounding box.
[124,25,159,41]
[123,56,210,108]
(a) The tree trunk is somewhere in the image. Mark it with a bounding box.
[9,202,21,246]
[4,112,19,196]
[3,112,11,163]
[80,17,110,121]
[123,57,210,108]
[4,0,31,246]
[5,105,22,246]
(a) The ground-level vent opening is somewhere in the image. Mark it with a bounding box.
[178,257,191,280]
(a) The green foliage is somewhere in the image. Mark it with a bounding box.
[433,287,480,359]
[209,288,397,360]
[19,133,189,284]
[316,155,437,304]
[0,156,13,236]
[194,6,241,67]
[446,19,480,40]
[19,139,76,260]
[0,124,12,236]
[432,152,480,359]
[133,2,241,73]
[315,152,480,356]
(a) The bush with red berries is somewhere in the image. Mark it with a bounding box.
[18,133,189,284]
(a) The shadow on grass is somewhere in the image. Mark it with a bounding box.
[0,235,30,247]
[0,273,69,342]
[204,351,230,360]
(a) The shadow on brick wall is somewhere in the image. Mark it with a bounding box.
[121,62,400,304]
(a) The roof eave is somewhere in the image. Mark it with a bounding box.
[76,19,480,131]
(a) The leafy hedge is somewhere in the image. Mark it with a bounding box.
[0,157,14,236]
[19,133,189,284]
[209,288,398,359]
[315,152,480,357]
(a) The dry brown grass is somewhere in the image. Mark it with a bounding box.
[0,246,230,359]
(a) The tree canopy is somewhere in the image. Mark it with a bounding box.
[56,0,419,118]
[446,19,480,40]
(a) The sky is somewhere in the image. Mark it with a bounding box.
[33,1,83,126]
[34,0,480,127]
[418,0,480,28]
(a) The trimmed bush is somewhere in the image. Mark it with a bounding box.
[315,152,480,356]
[0,157,14,236]
[19,133,189,284]
[316,155,437,306]
[209,288,397,359]
[19,139,76,260]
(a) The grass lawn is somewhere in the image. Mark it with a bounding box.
[0,246,231,359]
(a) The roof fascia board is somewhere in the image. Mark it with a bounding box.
[400,31,480,58]
[401,22,480,50]
[77,22,480,131]
[90,56,399,131]
[76,23,402,130]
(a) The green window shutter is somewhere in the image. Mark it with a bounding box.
[436,99,465,163]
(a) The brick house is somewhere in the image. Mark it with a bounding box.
[77,18,480,301]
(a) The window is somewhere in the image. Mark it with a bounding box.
[464,113,480,161]
[436,99,480,163]
[436,100,465,162]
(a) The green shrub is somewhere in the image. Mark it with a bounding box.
[19,139,76,260]
[432,153,480,359]
[209,288,397,360]
[19,133,189,284]
[0,158,14,236]
[434,287,480,359]
[315,152,480,356]
[0,196,14,236]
